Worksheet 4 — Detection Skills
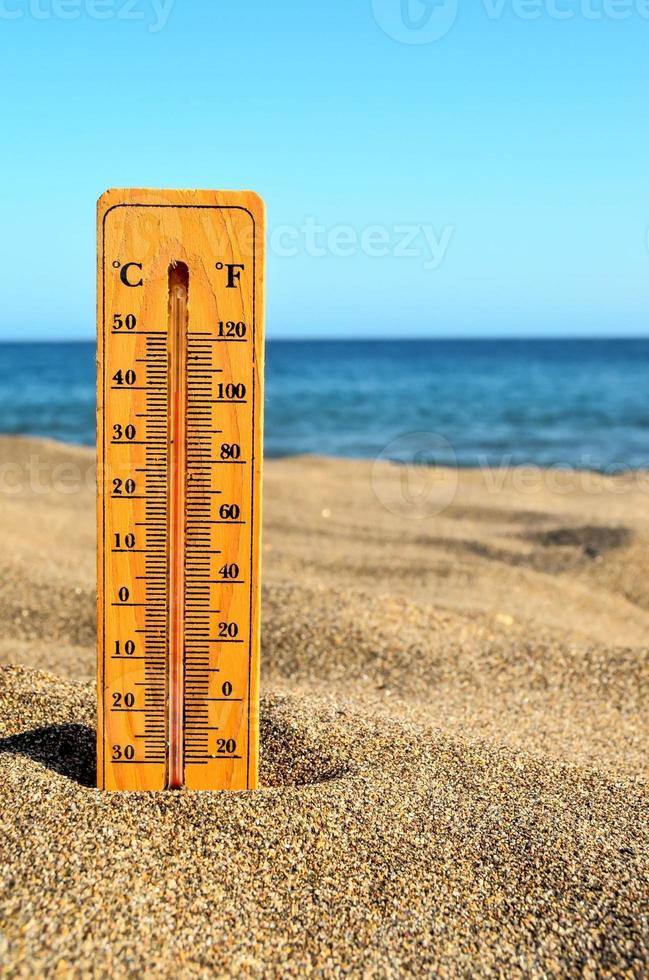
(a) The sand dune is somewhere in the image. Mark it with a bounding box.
[0,436,647,975]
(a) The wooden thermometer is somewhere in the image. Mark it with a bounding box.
[97,189,264,791]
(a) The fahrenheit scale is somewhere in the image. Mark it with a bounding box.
[97,188,265,791]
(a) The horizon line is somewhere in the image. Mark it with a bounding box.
[1,335,649,345]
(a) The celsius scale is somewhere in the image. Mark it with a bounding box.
[96,188,264,791]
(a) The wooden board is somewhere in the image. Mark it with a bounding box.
[97,188,264,791]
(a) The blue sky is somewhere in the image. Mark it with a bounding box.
[0,0,648,339]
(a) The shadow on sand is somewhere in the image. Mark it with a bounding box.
[0,723,95,787]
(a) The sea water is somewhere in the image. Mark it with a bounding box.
[1,339,648,472]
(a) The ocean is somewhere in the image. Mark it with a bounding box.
[1,338,648,472]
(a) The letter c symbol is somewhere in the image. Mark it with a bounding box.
[120,262,143,287]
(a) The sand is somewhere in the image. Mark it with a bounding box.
[0,436,647,976]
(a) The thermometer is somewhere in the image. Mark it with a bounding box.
[96,188,264,791]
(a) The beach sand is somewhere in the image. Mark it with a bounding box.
[0,436,647,976]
